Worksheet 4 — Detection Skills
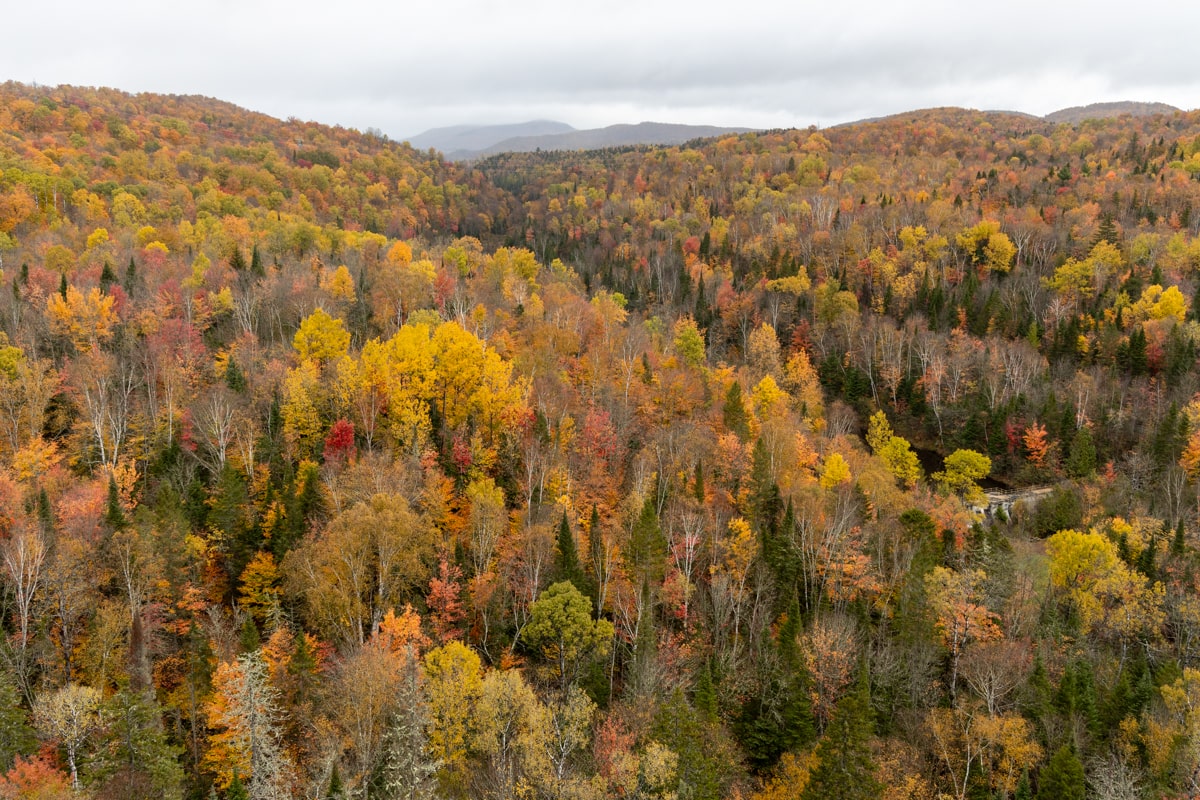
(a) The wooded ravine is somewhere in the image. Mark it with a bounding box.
[2,81,1200,799]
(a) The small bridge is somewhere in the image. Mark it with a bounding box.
[973,484,1060,518]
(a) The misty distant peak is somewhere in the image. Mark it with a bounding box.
[406,120,575,154]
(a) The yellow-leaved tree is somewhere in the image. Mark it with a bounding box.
[423,641,483,789]
[1046,528,1165,644]
[47,285,116,351]
[865,411,923,488]
[293,308,350,365]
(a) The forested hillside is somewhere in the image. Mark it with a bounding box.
[3,81,1200,799]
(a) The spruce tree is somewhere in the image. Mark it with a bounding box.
[226,774,249,800]
[326,764,344,798]
[694,661,717,723]
[250,245,265,277]
[229,247,247,272]
[1137,535,1157,580]
[211,463,257,575]
[125,256,138,294]
[289,630,319,707]
[36,488,53,534]
[239,616,260,652]
[95,686,185,799]
[723,382,751,441]
[104,474,127,530]
[1014,771,1032,800]
[554,510,588,594]
[652,690,723,800]
[99,259,116,292]
[628,495,667,585]
[1036,745,1085,800]
[799,669,880,800]
[1065,425,1096,478]
[225,356,247,393]
[736,605,815,768]
[0,668,34,771]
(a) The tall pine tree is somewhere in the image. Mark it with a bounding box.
[799,669,880,800]
[554,510,588,594]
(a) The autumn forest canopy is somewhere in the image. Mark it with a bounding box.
[5,81,1200,799]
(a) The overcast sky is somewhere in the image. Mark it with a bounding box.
[3,0,1197,140]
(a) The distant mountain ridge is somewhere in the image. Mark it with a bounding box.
[1043,101,1181,123]
[406,120,575,155]
[409,101,1184,160]
[411,121,756,160]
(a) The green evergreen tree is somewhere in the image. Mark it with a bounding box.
[0,668,34,771]
[1022,652,1051,729]
[799,669,880,800]
[693,460,705,504]
[1036,745,1085,800]
[58,271,68,299]
[125,256,139,294]
[695,275,710,327]
[749,438,783,535]
[586,504,605,618]
[628,495,667,585]
[36,487,54,534]
[1094,213,1119,246]
[1173,520,1187,556]
[652,690,724,800]
[1137,535,1157,580]
[723,382,751,441]
[229,247,247,272]
[1128,327,1148,375]
[95,686,185,800]
[250,245,265,278]
[274,462,323,559]
[326,767,345,796]
[210,463,258,576]
[1014,771,1032,800]
[239,615,260,653]
[326,764,344,798]
[226,773,249,800]
[225,356,247,393]
[1065,425,1096,478]
[694,661,717,723]
[104,473,128,530]
[554,510,588,595]
[99,259,117,292]
[1056,660,1099,736]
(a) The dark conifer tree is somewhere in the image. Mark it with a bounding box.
[250,244,265,277]
[799,668,880,800]
[99,259,116,292]
[554,510,588,594]
[1036,745,1085,800]
[104,473,127,530]
[723,382,751,442]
